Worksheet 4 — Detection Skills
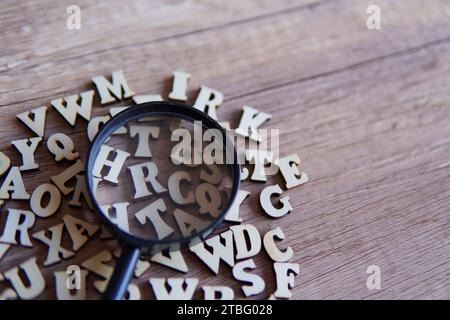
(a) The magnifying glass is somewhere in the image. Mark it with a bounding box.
[85,101,240,300]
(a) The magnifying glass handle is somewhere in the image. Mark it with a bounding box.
[104,244,141,300]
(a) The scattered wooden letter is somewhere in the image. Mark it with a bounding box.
[92,70,135,104]
[273,262,299,299]
[100,202,130,233]
[68,175,93,209]
[150,249,188,273]
[230,224,261,260]
[32,224,75,266]
[81,249,114,293]
[168,171,195,205]
[149,278,198,300]
[30,183,61,218]
[51,91,94,126]
[260,184,293,218]
[203,286,234,300]
[54,268,88,300]
[235,106,271,142]
[263,227,294,262]
[123,283,141,300]
[189,230,234,274]
[0,272,17,300]
[232,259,265,297]
[87,115,111,141]
[128,161,166,198]
[135,198,174,240]
[173,208,209,237]
[92,145,130,184]
[193,86,223,120]
[224,190,250,223]
[11,137,42,171]
[3,257,45,299]
[0,151,11,177]
[133,94,163,104]
[0,167,30,200]
[168,71,190,101]
[63,214,99,251]
[129,125,160,157]
[16,106,47,137]
[246,149,273,182]
[50,159,84,195]
[195,183,221,218]
[0,208,35,247]
[275,154,308,189]
[47,133,79,162]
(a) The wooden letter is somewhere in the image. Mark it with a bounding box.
[129,125,160,157]
[16,106,47,137]
[168,171,195,205]
[151,250,188,273]
[224,190,250,223]
[173,208,209,237]
[101,202,130,233]
[87,115,110,141]
[128,161,166,198]
[195,183,221,218]
[263,227,293,262]
[3,257,45,299]
[30,183,61,218]
[203,286,234,300]
[54,268,88,300]
[0,167,30,200]
[193,86,223,120]
[275,154,308,189]
[68,175,93,209]
[92,145,130,184]
[0,208,35,246]
[246,149,272,182]
[230,224,261,260]
[189,230,234,274]
[11,137,42,171]
[149,278,198,300]
[92,70,135,104]
[32,224,75,266]
[51,159,84,195]
[124,283,141,300]
[232,259,265,297]
[63,214,99,251]
[47,133,79,162]
[51,90,94,126]
[133,94,163,104]
[135,199,174,240]
[0,151,11,177]
[169,71,190,101]
[81,250,113,293]
[273,262,299,299]
[260,184,293,218]
[235,106,271,142]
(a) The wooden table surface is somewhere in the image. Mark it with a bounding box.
[0,0,449,300]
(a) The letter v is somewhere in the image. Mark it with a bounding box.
[16,106,47,137]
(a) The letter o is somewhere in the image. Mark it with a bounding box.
[30,183,61,218]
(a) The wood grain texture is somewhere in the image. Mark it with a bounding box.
[0,0,449,300]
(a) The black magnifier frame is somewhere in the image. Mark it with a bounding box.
[85,101,240,300]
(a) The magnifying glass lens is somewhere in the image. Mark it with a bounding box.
[91,113,234,247]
